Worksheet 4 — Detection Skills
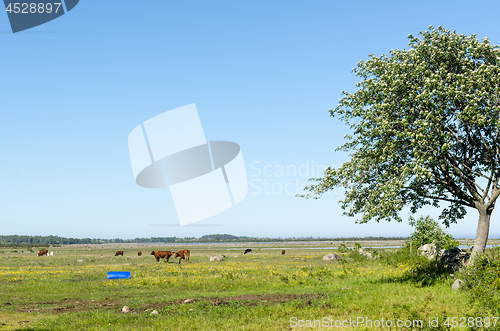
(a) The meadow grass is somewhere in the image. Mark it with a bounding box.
[0,244,476,330]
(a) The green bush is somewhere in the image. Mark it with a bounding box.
[460,247,500,315]
[380,245,412,266]
[337,243,349,253]
[409,215,459,250]
[380,241,455,286]
[346,248,369,262]
[402,253,451,286]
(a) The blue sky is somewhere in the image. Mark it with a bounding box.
[1,0,500,239]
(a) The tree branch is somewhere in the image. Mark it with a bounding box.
[402,187,475,208]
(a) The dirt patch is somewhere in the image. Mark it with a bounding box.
[14,293,324,314]
[16,299,120,314]
[220,293,320,302]
[155,293,324,308]
[177,293,324,308]
[141,302,167,310]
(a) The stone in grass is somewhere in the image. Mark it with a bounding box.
[452,279,463,291]
[150,310,159,315]
[323,253,341,261]
[417,244,441,260]
[122,306,131,313]
[183,299,194,304]
[210,255,224,261]
[441,248,470,268]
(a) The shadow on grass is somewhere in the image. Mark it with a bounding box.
[375,260,454,287]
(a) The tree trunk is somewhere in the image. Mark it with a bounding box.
[471,207,492,260]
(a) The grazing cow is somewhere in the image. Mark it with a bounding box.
[138,251,142,256]
[115,251,124,256]
[244,249,252,254]
[38,249,48,256]
[281,250,285,255]
[174,249,190,264]
[150,250,174,263]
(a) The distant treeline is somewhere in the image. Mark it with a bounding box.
[0,234,408,246]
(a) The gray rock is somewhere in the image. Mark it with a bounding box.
[441,248,470,269]
[323,253,341,261]
[357,248,378,259]
[150,310,159,315]
[418,244,437,259]
[210,255,224,261]
[183,299,194,304]
[122,306,131,313]
[452,279,463,291]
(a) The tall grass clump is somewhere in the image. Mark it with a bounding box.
[460,246,500,316]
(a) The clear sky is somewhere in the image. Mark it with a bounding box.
[2,0,500,239]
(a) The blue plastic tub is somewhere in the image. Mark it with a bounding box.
[107,271,130,279]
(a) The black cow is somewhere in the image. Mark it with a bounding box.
[244,249,252,254]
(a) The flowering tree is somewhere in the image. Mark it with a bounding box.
[301,26,500,259]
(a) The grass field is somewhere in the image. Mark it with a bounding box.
[0,242,490,330]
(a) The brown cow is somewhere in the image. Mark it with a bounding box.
[115,251,124,256]
[150,250,174,263]
[281,250,285,255]
[38,249,48,256]
[138,251,142,256]
[174,249,190,264]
